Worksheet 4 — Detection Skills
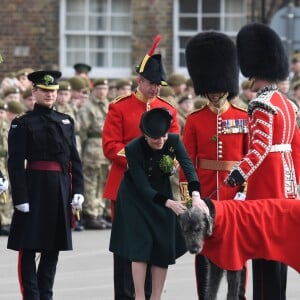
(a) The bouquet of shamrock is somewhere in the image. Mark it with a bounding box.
[159,154,177,175]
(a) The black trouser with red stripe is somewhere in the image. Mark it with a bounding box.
[252,259,287,300]
[195,254,247,299]
[18,249,59,300]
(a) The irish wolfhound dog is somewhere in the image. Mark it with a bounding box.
[178,206,241,300]
[178,198,300,300]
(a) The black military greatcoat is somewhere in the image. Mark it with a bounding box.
[109,133,200,268]
[7,104,84,251]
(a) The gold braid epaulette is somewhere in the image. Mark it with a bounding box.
[231,103,248,112]
[111,93,131,104]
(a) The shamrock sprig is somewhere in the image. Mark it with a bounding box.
[185,197,193,209]
[211,134,217,142]
[43,74,54,85]
[159,154,176,174]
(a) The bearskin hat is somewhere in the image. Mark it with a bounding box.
[185,31,239,99]
[236,23,289,81]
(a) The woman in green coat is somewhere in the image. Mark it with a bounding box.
[109,108,204,300]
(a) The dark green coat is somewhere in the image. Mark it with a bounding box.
[7,104,84,251]
[109,133,200,268]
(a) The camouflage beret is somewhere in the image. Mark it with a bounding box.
[22,88,32,99]
[292,52,300,63]
[108,80,117,88]
[186,78,194,87]
[241,80,252,90]
[159,86,175,97]
[69,76,88,90]
[293,80,300,90]
[178,93,193,104]
[93,78,108,87]
[116,79,132,89]
[3,86,20,98]
[58,81,71,91]
[167,73,187,86]
[128,76,138,90]
[16,68,34,78]
[0,100,7,110]
[7,100,24,114]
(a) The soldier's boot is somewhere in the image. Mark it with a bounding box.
[83,214,107,230]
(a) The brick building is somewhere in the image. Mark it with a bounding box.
[0,0,298,81]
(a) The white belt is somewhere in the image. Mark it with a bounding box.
[270,144,291,153]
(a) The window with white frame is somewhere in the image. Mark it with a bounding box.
[60,0,132,78]
[174,0,247,74]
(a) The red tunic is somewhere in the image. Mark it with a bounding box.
[102,92,180,200]
[202,198,300,273]
[181,102,248,200]
[231,91,300,199]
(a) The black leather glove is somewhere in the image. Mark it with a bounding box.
[226,170,245,187]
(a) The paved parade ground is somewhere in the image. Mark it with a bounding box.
[1,229,300,299]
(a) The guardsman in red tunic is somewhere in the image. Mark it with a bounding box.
[102,36,180,300]
[226,23,300,300]
[182,31,249,299]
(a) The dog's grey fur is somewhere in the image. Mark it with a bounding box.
[178,207,242,300]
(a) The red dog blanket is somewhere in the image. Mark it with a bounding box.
[201,198,300,272]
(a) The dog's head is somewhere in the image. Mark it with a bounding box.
[178,207,213,254]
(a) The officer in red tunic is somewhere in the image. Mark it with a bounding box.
[102,35,180,300]
[226,23,300,300]
[182,31,249,299]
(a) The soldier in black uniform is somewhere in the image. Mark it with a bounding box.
[7,70,84,300]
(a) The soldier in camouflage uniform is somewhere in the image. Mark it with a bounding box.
[55,81,84,231]
[115,78,132,97]
[68,76,91,158]
[234,79,256,110]
[55,80,82,153]
[21,88,35,112]
[55,81,76,119]
[0,100,12,235]
[78,78,111,229]
[291,80,300,128]
[291,52,300,90]
[167,73,187,102]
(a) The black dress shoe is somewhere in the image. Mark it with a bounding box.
[97,216,112,229]
[0,224,10,236]
[103,214,112,223]
[74,220,85,231]
[102,218,112,229]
